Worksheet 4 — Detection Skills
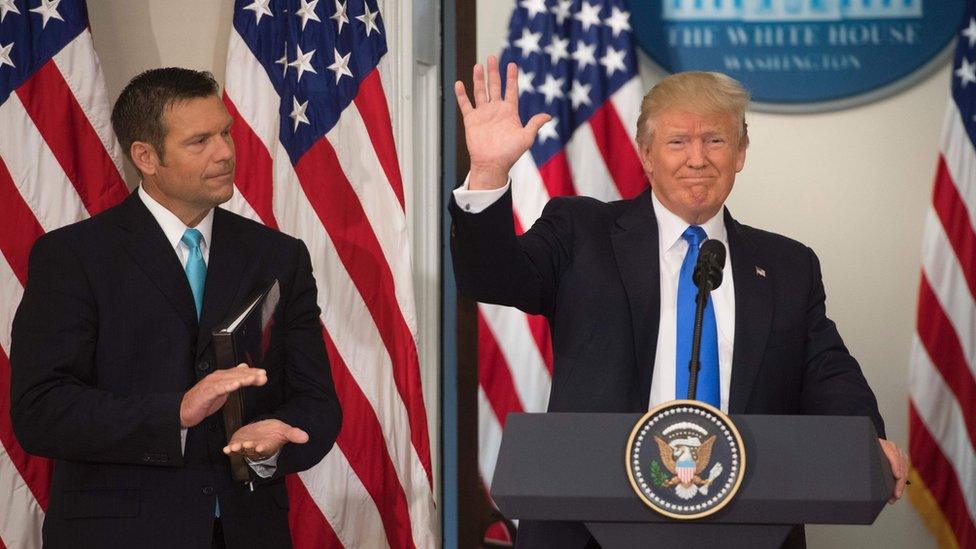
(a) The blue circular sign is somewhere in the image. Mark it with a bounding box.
[626,0,964,112]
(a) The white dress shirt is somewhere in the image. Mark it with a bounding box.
[453,179,737,412]
[647,192,735,412]
[137,187,276,477]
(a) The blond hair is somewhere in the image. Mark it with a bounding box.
[635,71,750,148]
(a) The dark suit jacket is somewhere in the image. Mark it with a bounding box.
[450,188,884,548]
[10,192,342,548]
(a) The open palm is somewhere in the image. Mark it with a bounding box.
[455,56,551,190]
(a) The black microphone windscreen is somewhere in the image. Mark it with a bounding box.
[693,239,726,290]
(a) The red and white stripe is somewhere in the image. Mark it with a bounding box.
[0,29,128,549]
[477,76,646,501]
[908,97,976,548]
[223,19,436,549]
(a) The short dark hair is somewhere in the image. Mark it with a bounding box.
[111,67,220,165]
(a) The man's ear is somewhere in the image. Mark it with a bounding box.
[734,144,747,173]
[130,141,161,176]
[639,143,654,181]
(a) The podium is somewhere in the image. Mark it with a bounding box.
[490,413,893,548]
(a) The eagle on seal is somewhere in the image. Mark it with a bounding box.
[654,433,722,500]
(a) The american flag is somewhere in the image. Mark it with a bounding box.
[908,4,976,548]
[0,0,129,546]
[477,0,645,535]
[222,0,436,547]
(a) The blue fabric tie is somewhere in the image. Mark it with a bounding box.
[181,229,217,516]
[181,228,206,319]
[675,226,720,407]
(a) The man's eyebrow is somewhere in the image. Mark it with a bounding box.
[183,131,212,142]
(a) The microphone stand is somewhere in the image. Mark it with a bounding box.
[686,283,710,400]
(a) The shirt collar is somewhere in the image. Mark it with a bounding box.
[137,186,214,251]
[650,190,728,254]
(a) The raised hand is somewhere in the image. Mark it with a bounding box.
[179,364,267,428]
[455,55,551,190]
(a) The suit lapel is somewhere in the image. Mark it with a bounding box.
[196,208,251,359]
[118,193,199,334]
[726,211,773,413]
[610,189,660,410]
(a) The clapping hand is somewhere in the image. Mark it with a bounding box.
[454,55,551,190]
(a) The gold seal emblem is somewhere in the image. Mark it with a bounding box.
[625,400,746,520]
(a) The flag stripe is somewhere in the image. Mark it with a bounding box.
[351,70,405,210]
[51,31,126,177]
[0,95,89,233]
[536,149,577,199]
[525,314,554,375]
[270,142,425,493]
[286,474,345,549]
[222,96,279,230]
[609,77,644,146]
[0,256,23,353]
[940,103,976,227]
[293,138,432,482]
[0,158,44,285]
[920,209,976,376]
[223,32,280,154]
[932,156,976,299]
[0,348,50,510]
[15,62,128,216]
[481,304,551,413]
[0,438,42,549]
[916,275,976,448]
[323,328,417,549]
[298,447,389,549]
[477,388,505,488]
[565,125,621,203]
[510,152,555,230]
[910,404,976,548]
[326,102,418,335]
[910,339,976,526]
[267,143,435,546]
[478,313,525,426]
[587,101,645,199]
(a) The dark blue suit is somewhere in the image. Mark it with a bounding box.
[10,192,341,548]
[450,188,884,548]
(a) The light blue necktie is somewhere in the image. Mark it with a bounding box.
[182,229,219,516]
[181,228,206,319]
[675,226,720,407]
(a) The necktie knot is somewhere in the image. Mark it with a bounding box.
[681,225,706,248]
[181,228,203,251]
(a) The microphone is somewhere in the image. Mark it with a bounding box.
[693,239,726,292]
[686,239,726,401]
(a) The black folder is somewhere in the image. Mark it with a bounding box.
[211,279,280,482]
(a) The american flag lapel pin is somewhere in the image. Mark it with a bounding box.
[755,266,766,278]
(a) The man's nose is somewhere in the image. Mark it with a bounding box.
[214,133,235,162]
[685,141,707,168]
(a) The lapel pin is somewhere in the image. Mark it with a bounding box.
[755,266,766,278]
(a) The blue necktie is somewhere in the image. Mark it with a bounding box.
[181,228,206,319]
[182,229,219,516]
[675,226,720,407]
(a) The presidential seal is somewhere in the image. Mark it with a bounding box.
[625,400,746,520]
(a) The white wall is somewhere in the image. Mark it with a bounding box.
[477,4,941,549]
[86,0,443,504]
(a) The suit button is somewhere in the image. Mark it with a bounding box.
[197,361,211,372]
[202,486,214,495]
[208,422,217,431]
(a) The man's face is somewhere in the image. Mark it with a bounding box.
[151,95,236,215]
[639,109,746,225]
